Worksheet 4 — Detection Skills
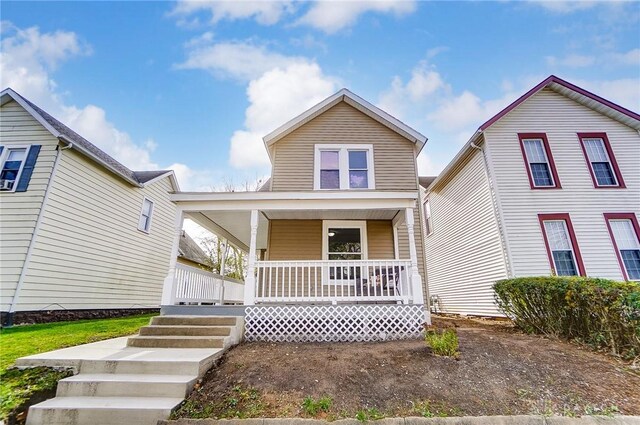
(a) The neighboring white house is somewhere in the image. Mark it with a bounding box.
[422,75,640,316]
[0,88,179,325]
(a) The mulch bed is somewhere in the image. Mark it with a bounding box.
[174,315,640,419]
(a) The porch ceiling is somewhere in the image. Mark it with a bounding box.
[262,209,398,220]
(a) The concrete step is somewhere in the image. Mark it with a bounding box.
[127,335,225,349]
[139,325,231,337]
[26,396,183,425]
[150,315,237,326]
[56,373,197,398]
[79,358,206,376]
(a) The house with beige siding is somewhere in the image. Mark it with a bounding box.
[423,75,640,316]
[161,89,430,341]
[0,88,179,325]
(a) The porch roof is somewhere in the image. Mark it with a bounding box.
[174,191,419,253]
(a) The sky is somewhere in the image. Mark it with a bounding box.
[1,0,639,193]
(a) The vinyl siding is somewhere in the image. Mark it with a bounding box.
[267,219,396,260]
[0,100,58,312]
[271,102,418,191]
[485,88,640,280]
[425,149,508,316]
[14,148,177,311]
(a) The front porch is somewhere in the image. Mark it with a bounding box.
[160,191,430,341]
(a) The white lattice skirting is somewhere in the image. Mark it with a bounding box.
[244,304,426,342]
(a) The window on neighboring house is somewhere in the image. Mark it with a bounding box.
[314,145,375,190]
[578,133,625,188]
[0,147,28,191]
[518,133,560,189]
[138,198,154,232]
[605,213,640,280]
[539,214,584,276]
[424,199,433,235]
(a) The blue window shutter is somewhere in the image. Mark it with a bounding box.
[15,145,41,192]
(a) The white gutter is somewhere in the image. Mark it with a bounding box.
[7,142,69,324]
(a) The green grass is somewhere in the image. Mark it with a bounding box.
[425,328,460,357]
[302,396,332,416]
[0,313,155,423]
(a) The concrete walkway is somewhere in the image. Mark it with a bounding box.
[17,316,243,425]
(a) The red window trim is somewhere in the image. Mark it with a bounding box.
[604,213,640,281]
[577,132,626,189]
[518,133,561,190]
[538,213,586,276]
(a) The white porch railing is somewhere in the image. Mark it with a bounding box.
[254,259,415,304]
[174,263,244,304]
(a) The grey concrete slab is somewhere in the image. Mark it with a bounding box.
[546,417,640,425]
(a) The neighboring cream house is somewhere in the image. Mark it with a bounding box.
[161,89,430,341]
[0,88,179,325]
[423,75,640,316]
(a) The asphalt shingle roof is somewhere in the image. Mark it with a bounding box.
[15,91,171,186]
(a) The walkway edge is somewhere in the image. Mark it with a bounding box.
[159,415,640,425]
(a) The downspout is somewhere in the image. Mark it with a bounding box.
[469,138,514,279]
[5,142,71,326]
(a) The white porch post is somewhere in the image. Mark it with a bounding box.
[218,238,228,305]
[161,208,184,306]
[405,207,424,305]
[244,209,259,305]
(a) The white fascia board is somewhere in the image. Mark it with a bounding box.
[171,190,418,202]
[262,88,427,151]
[426,130,484,193]
[175,197,416,213]
[1,89,63,138]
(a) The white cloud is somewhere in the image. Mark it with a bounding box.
[0,22,205,190]
[296,0,417,34]
[177,39,305,81]
[528,1,598,14]
[378,61,449,119]
[546,49,639,69]
[546,53,595,68]
[572,77,640,112]
[230,61,339,169]
[171,1,296,26]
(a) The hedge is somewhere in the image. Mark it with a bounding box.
[493,276,640,357]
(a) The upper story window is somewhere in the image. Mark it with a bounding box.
[138,198,154,233]
[538,213,585,276]
[604,213,640,281]
[424,199,433,235]
[578,133,625,188]
[0,147,28,191]
[314,144,375,190]
[518,133,561,189]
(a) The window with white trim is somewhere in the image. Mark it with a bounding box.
[542,220,579,276]
[0,147,28,191]
[582,138,617,186]
[424,199,433,235]
[609,219,640,280]
[522,139,555,187]
[314,145,375,190]
[138,198,154,232]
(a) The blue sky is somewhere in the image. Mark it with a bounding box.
[2,1,639,191]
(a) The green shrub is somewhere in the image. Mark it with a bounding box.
[493,276,640,357]
[425,328,459,357]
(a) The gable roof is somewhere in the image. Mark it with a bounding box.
[426,75,640,193]
[178,231,210,268]
[480,75,640,132]
[0,88,179,190]
[418,176,437,190]
[262,88,428,160]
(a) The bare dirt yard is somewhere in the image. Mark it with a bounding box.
[173,315,640,420]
